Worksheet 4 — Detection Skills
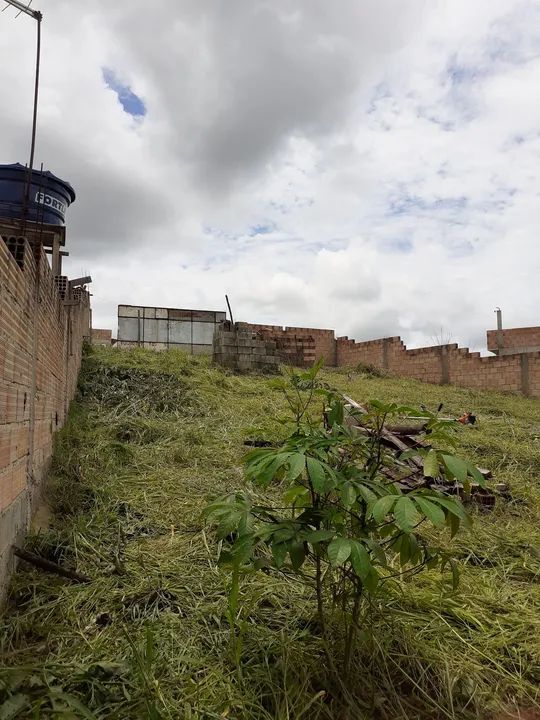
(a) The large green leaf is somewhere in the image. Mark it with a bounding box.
[357,485,377,506]
[306,457,328,493]
[340,482,357,508]
[364,567,379,592]
[394,496,421,532]
[366,538,388,567]
[327,537,352,567]
[371,495,398,523]
[399,533,410,566]
[423,449,439,478]
[303,529,335,543]
[414,496,446,528]
[289,542,306,570]
[327,399,344,427]
[429,494,471,525]
[350,541,372,580]
[282,484,309,505]
[272,526,296,543]
[287,453,306,480]
[216,511,242,540]
[272,543,288,568]
[257,453,292,485]
[408,533,421,564]
[441,454,468,483]
[230,535,254,564]
[467,463,486,486]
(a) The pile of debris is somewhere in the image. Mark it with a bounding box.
[342,395,507,508]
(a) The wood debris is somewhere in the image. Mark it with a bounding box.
[341,394,502,505]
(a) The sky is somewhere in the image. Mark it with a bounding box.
[0,0,539,350]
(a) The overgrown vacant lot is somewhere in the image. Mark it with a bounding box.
[1,346,540,719]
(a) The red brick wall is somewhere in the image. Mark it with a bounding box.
[336,335,540,397]
[92,328,112,345]
[244,324,336,366]
[529,354,540,398]
[0,236,90,597]
[487,326,540,353]
[242,322,540,397]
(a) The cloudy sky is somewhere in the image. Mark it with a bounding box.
[1,0,539,350]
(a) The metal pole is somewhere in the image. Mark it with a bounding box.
[225,294,234,326]
[23,11,42,226]
[2,1,43,228]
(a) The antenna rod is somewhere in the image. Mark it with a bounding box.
[2,0,41,20]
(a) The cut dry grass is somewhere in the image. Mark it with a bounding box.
[1,347,539,719]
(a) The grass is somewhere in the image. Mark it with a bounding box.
[1,347,539,719]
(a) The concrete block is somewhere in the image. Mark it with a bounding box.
[168,309,193,320]
[118,305,140,318]
[220,335,239,347]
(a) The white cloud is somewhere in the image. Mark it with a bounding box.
[0,0,539,351]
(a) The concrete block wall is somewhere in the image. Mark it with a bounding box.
[213,324,281,373]
[117,305,226,354]
[0,236,90,599]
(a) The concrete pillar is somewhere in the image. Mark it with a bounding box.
[495,308,503,354]
[382,338,390,370]
[440,346,450,385]
[520,353,530,397]
[51,235,61,276]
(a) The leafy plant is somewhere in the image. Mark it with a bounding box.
[0,667,99,719]
[204,362,482,678]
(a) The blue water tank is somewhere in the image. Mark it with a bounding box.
[0,163,76,226]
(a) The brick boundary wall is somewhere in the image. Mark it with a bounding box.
[0,237,91,600]
[91,328,112,346]
[336,336,540,398]
[487,326,540,355]
[238,323,540,397]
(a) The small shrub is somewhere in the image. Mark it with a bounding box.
[355,361,386,378]
[204,361,481,682]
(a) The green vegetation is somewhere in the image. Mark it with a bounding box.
[205,363,479,694]
[1,346,539,719]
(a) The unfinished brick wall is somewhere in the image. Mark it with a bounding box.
[487,326,540,355]
[240,323,540,397]
[244,324,335,367]
[0,236,90,599]
[336,335,540,397]
[91,328,112,346]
